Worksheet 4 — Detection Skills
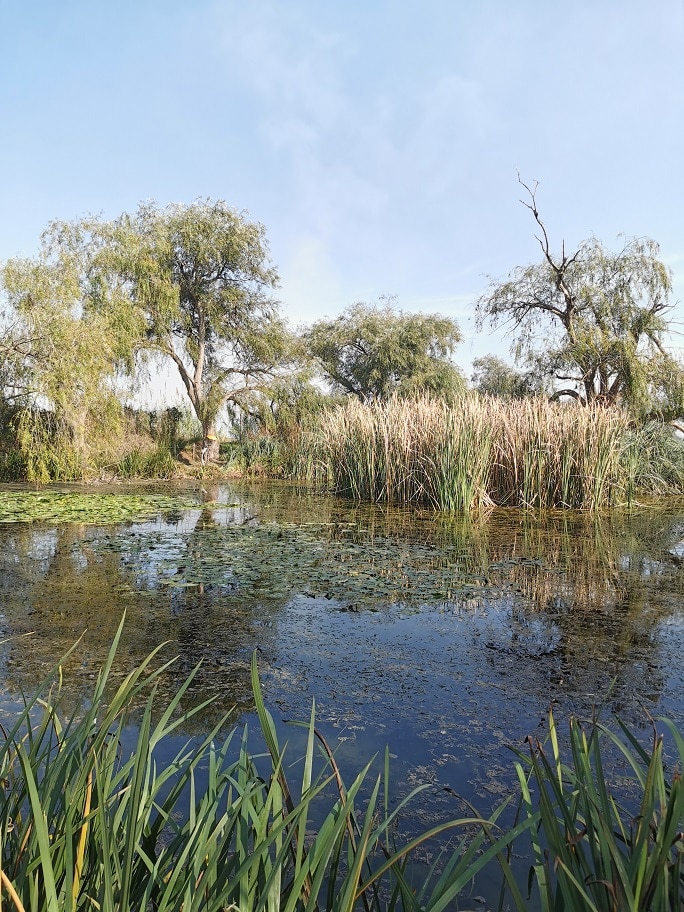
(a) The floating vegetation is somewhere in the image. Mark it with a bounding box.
[89,518,502,610]
[0,489,199,525]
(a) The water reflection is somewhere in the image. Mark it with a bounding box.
[0,482,683,792]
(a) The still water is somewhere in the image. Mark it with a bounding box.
[1,480,683,889]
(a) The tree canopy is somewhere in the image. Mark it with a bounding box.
[91,200,296,457]
[1,231,142,473]
[476,180,683,415]
[471,355,549,399]
[305,300,464,403]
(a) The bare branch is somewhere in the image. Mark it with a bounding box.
[549,388,585,403]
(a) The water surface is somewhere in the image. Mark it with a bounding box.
[1,480,683,893]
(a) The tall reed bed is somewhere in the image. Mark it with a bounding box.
[487,396,628,509]
[300,396,684,510]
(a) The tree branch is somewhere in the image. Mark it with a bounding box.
[549,388,585,403]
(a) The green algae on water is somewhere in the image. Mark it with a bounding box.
[0,490,199,525]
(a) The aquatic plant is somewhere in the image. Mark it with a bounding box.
[0,622,521,912]
[300,396,684,510]
[0,490,198,524]
[508,709,684,911]
[0,622,681,910]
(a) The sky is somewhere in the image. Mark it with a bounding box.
[2,0,683,403]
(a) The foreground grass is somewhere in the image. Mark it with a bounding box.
[299,396,684,510]
[0,623,682,910]
[514,709,684,911]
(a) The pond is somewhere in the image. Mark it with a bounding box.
[1,480,684,900]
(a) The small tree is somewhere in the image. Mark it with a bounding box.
[305,300,464,403]
[97,200,293,460]
[476,179,683,415]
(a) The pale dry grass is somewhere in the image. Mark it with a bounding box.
[301,395,661,510]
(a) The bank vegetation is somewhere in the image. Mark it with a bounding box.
[1,627,681,911]
[288,395,684,511]
[2,189,684,506]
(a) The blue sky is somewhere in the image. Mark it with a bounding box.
[2,0,683,391]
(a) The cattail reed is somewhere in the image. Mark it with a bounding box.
[298,395,684,510]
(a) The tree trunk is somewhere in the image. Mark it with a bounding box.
[202,422,220,462]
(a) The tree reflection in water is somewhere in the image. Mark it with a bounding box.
[0,482,682,800]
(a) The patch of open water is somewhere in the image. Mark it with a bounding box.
[1,479,683,903]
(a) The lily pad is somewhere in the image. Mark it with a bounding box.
[0,490,199,525]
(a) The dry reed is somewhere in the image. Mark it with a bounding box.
[300,395,681,510]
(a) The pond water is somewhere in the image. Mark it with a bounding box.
[1,480,684,899]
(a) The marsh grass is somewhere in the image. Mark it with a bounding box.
[0,621,522,912]
[0,623,682,910]
[301,396,684,510]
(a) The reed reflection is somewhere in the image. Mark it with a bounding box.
[0,484,681,735]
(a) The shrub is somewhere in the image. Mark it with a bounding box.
[116,444,179,479]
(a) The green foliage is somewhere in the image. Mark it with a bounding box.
[471,354,550,399]
[0,318,33,410]
[622,421,684,504]
[227,374,341,476]
[2,623,681,910]
[2,234,141,445]
[94,199,295,446]
[1,200,297,470]
[305,299,464,403]
[476,181,683,416]
[249,375,339,444]
[0,622,520,911]
[0,228,145,479]
[222,435,287,476]
[164,405,203,450]
[0,449,26,482]
[116,444,179,479]
[0,490,198,524]
[0,403,185,484]
[14,409,85,483]
[300,396,684,510]
[509,709,684,911]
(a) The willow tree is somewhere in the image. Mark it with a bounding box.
[1,235,142,479]
[97,200,290,458]
[471,355,550,399]
[305,300,464,403]
[476,179,682,415]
